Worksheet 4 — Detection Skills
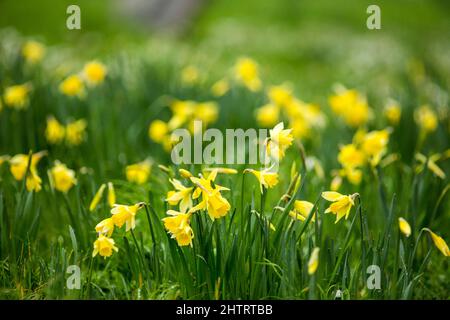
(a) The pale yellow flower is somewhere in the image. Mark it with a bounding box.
[162,210,194,247]
[267,122,294,159]
[89,184,106,211]
[338,144,365,168]
[322,191,357,223]
[50,161,77,193]
[384,100,401,125]
[181,65,199,85]
[65,119,87,146]
[234,57,262,91]
[59,74,85,97]
[83,61,107,85]
[45,116,65,144]
[289,200,315,222]
[148,120,169,143]
[166,179,193,213]
[267,84,293,108]
[22,41,45,63]
[256,104,279,127]
[111,202,145,231]
[9,151,46,181]
[398,217,411,237]
[244,168,279,194]
[95,217,115,237]
[92,234,118,258]
[423,228,449,257]
[126,160,152,185]
[4,83,31,109]
[415,105,438,133]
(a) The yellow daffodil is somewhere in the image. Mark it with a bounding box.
[289,200,315,222]
[234,57,262,92]
[50,161,77,193]
[22,40,45,63]
[398,217,411,237]
[338,144,365,168]
[181,65,199,85]
[211,79,229,97]
[4,83,31,109]
[148,120,169,143]
[95,217,115,237]
[308,247,320,275]
[9,151,46,181]
[92,234,118,258]
[59,74,85,98]
[415,105,438,133]
[256,104,279,127]
[126,159,152,185]
[162,210,194,246]
[83,61,107,86]
[107,182,116,208]
[339,166,362,185]
[322,191,357,223]
[330,175,343,191]
[189,170,231,219]
[203,167,238,175]
[267,122,294,160]
[194,102,219,126]
[245,168,279,193]
[65,119,87,146]
[360,129,390,166]
[267,84,293,108]
[111,202,145,231]
[384,100,401,125]
[89,184,106,211]
[45,116,65,144]
[328,87,371,127]
[166,178,193,213]
[423,228,449,257]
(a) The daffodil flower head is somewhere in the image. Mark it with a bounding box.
[92,234,118,258]
[234,57,262,92]
[267,122,294,160]
[398,217,411,237]
[289,200,315,222]
[65,119,87,146]
[162,210,194,247]
[111,202,145,231]
[59,74,85,98]
[9,150,46,181]
[95,217,115,237]
[50,161,77,193]
[256,104,280,127]
[322,191,358,223]
[45,116,65,144]
[165,178,193,213]
[148,119,169,143]
[126,159,152,185]
[22,40,45,64]
[4,83,31,109]
[83,61,107,86]
[423,228,449,257]
[244,167,279,194]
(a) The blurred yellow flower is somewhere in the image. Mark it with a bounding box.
[4,83,31,109]
[211,79,229,97]
[26,169,42,192]
[234,57,262,92]
[329,87,371,127]
[111,202,145,231]
[22,41,45,64]
[203,167,238,175]
[289,200,315,222]
[423,228,449,257]
[330,175,342,191]
[9,151,46,181]
[267,122,294,159]
[45,116,65,144]
[361,129,390,166]
[339,166,362,185]
[384,100,401,125]
[89,183,106,211]
[148,119,169,143]
[107,182,116,208]
[163,210,194,246]
[338,144,365,168]
[50,161,77,193]
[189,170,231,219]
[308,247,320,275]
[92,234,118,258]
[322,191,357,223]
[179,168,193,179]
[83,61,107,85]
[59,74,85,97]
[194,102,219,125]
[95,218,115,237]
[245,168,279,193]
[181,65,200,85]
[415,105,438,133]
[166,178,193,213]
[415,153,446,179]
[256,104,279,127]
[267,84,293,108]
[398,217,411,237]
[65,119,87,146]
[126,160,152,185]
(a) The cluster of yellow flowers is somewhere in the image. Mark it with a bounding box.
[125,159,152,185]
[45,116,87,146]
[328,86,372,128]
[59,60,107,98]
[148,99,219,151]
[332,128,391,189]
[163,168,234,246]
[255,84,325,140]
[2,83,32,110]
